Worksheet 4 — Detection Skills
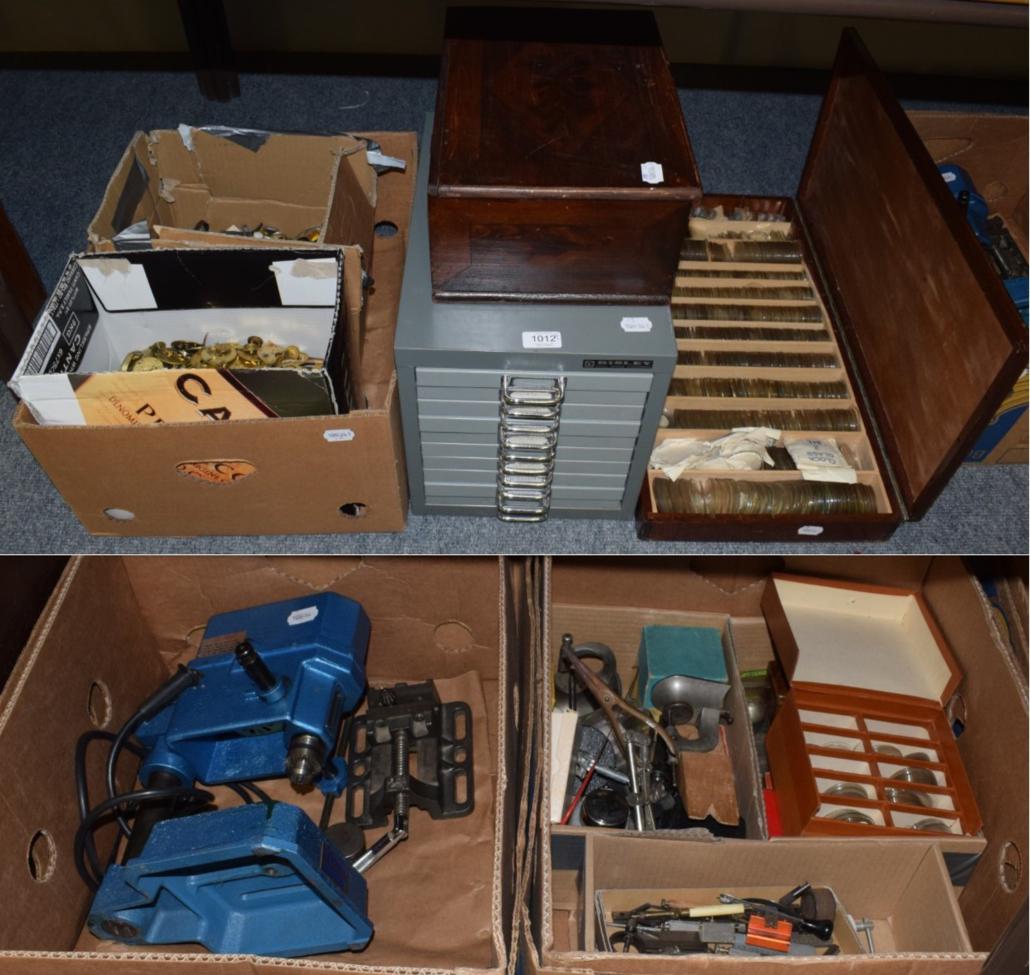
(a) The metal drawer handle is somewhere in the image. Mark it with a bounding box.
[497,374,565,522]
[501,431,558,451]
[500,473,550,490]
[501,460,550,476]
[503,404,562,421]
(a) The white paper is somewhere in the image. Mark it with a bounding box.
[287,605,319,626]
[549,709,580,823]
[80,259,158,311]
[323,428,356,442]
[270,258,337,307]
[787,437,857,484]
[620,316,653,333]
[650,428,780,480]
[640,161,665,185]
[522,330,562,350]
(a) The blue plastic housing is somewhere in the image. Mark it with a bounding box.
[89,802,372,956]
[137,592,369,795]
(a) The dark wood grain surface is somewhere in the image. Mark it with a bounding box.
[428,7,699,302]
[798,29,1028,519]
[429,196,688,303]
[430,7,699,196]
[0,202,46,382]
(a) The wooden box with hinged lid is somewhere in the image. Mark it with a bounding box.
[428,6,701,304]
[762,572,982,839]
[635,30,1027,542]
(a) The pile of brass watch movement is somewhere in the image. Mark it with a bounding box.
[120,336,323,372]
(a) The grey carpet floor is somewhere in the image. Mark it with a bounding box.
[0,67,1026,554]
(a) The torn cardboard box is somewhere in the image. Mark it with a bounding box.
[12,132,416,536]
[87,125,397,261]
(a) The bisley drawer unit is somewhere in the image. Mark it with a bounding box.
[395,119,676,521]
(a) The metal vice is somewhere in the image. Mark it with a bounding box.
[88,592,374,956]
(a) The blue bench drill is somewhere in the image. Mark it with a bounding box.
[82,593,381,957]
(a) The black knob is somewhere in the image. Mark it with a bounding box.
[235,640,278,693]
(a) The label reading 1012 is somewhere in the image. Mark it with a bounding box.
[522,331,562,350]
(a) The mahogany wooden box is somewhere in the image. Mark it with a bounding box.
[428,7,701,303]
[762,573,983,839]
[636,31,1027,542]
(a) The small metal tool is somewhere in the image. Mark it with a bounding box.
[560,635,676,760]
[853,917,875,953]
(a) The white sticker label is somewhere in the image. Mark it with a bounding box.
[797,525,825,537]
[522,331,562,349]
[640,161,665,185]
[323,428,355,442]
[287,605,319,626]
[620,316,653,333]
[941,170,957,183]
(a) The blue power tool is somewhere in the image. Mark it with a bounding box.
[135,592,368,795]
[939,164,1029,322]
[85,592,375,956]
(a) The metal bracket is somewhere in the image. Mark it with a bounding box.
[345,681,474,826]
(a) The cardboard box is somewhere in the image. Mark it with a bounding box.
[12,132,416,536]
[10,247,355,426]
[526,556,1028,972]
[584,835,971,958]
[0,555,528,974]
[88,125,378,260]
[547,603,764,837]
[908,111,1029,466]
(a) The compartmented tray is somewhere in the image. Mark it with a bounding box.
[762,572,982,838]
[636,30,1027,541]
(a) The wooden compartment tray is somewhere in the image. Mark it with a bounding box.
[761,572,983,838]
[636,31,1026,542]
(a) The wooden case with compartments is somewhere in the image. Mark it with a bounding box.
[636,30,1027,542]
[762,572,982,839]
[428,7,701,304]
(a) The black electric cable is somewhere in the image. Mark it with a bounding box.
[105,666,201,837]
[224,782,255,804]
[75,786,213,891]
[239,780,274,805]
[75,730,146,883]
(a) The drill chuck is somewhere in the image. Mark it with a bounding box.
[287,734,326,787]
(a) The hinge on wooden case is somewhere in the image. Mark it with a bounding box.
[497,375,566,522]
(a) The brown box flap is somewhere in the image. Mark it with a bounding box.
[798,30,1028,519]
[429,7,700,201]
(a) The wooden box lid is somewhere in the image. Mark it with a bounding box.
[761,573,962,708]
[797,30,1028,519]
[429,7,701,201]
